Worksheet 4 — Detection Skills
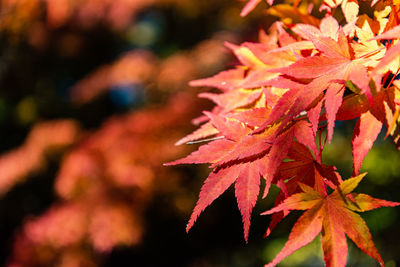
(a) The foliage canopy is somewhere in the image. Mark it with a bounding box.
[168,0,400,266]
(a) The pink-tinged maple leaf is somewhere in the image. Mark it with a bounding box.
[256,120,319,199]
[165,138,236,166]
[307,96,324,135]
[319,15,340,40]
[325,82,345,142]
[265,25,377,142]
[293,120,320,161]
[352,111,382,175]
[185,156,268,242]
[274,22,297,47]
[222,118,316,200]
[271,28,356,79]
[227,108,271,128]
[211,125,275,166]
[249,78,302,131]
[235,158,265,242]
[253,75,334,135]
[166,114,250,166]
[224,41,298,90]
[189,68,245,92]
[292,23,324,41]
[262,129,294,198]
[225,42,266,69]
[373,42,400,76]
[369,26,400,80]
[371,25,400,41]
[264,201,324,267]
[175,121,219,146]
[262,173,399,267]
[334,89,395,174]
[168,109,278,168]
[241,42,298,68]
[240,68,280,89]
[240,42,277,64]
[198,88,262,112]
[204,111,250,141]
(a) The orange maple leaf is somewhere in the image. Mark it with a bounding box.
[262,173,399,267]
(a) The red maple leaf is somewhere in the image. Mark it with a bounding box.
[335,87,397,175]
[264,141,342,237]
[266,22,372,141]
[167,109,323,241]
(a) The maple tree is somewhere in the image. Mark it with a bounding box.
[167,0,400,266]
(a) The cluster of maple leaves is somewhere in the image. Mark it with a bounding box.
[167,0,400,266]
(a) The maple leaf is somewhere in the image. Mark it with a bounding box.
[371,24,400,41]
[167,106,322,241]
[334,87,397,175]
[199,88,263,112]
[189,30,312,118]
[263,18,384,142]
[189,68,245,92]
[352,111,382,175]
[262,173,399,267]
[253,75,336,138]
[372,39,400,79]
[188,157,267,242]
[174,121,219,146]
[263,141,342,237]
[227,107,271,128]
[166,113,271,241]
[179,130,294,242]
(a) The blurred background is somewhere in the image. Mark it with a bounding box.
[0,0,398,266]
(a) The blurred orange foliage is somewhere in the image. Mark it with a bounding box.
[7,92,201,266]
[71,32,235,104]
[0,0,237,38]
[0,0,154,32]
[70,50,158,104]
[0,120,79,195]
